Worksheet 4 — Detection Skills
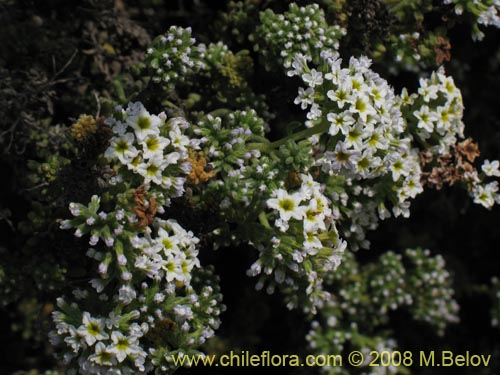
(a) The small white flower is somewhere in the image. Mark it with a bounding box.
[267,189,305,222]
[302,69,323,87]
[141,134,170,159]
[473,182,498,209]
[303,232,322,254]
[418,78,439,102]
[163,253,185,283]
[108,331,139,363]
[173,305,194,322]
[69,203,81,216]
[294,87,315,110]
[118,285,137,305]
[104,133,139,164]
[326,81,351,108]
[136,157,169,185]
[482,160,500,177]
[299,174,322,199]
[413,105,436,133]
[77,312,109,346]
[169,127,191,153]
[326,111,355,136]
[89,342,116,366]
[106,311,121,329]
[351,94,376,123]
[325,141,360,172]
[302,199,327,233]
[126,104,163,141]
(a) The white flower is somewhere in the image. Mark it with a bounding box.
[169,128,191,153]
[275,217,290,232]
[389,157,407,182]
[326,111,355,136]
[351,94,376,123]
[64,327,83,353]
[299,173,322,199]
[267,189,305,221]
[482,160,500,177]
[69,202,81,216]
[106,311,121,329]
[118,285,137,305]
[89,342,116,366]
[177,252,197,283]
[418,78,439,102]
[77,312,109,346]
[324,141,360,172]
[126,104,162,141]
[156,226,181,253]
[344,121,366,151]
[136,157,169,185]
[473,182,499,209]
[302,199,326,233]
[303,232,322,254]
[108,331,140,363]
[89,278,105,293]
[104,133,139,164]
[294,87,315,110]
[287,53,309,77]
[141,134,170,159]
[326,80,351,108]
[302,69,323,87]
[173,305,194,322]
[413,105,436,133]
[163,253,185,283]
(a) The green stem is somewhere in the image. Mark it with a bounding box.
[385,0,413,14]
[112,79,127,104]
[247,134,271,143]
[209,108,232,118]
[248,120,330,152]
[163,100,182,111]
[258,211,271,230]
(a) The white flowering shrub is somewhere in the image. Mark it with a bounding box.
[307,249,459,375]
[52,104,223,374]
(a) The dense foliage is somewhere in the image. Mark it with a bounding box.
[1,1,500,374]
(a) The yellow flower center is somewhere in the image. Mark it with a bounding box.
[279,198,294,212]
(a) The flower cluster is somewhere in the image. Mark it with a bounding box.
[253,3,345,70]
[287,50,424,248]
[403,248,460,331]
[51,101,226,374]
[54,202,223,374]
[51,267,222,375]
[401,72,500,209]
[194,110,271,212]
[104,102,196,200]
[202,42,253,90]
[470,159,500,208]
[292,51,422,194]
[306,248,459,374]
[145,26,206,86]
[444,0,500,39]
[71,114,98,142]
[246,174,347,312]
[401,68,465,155]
